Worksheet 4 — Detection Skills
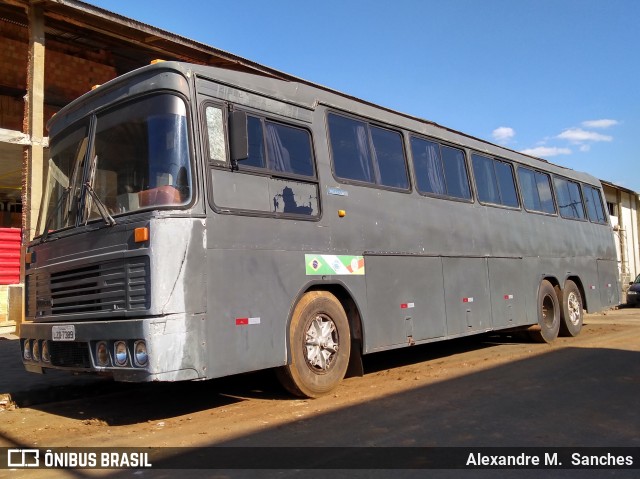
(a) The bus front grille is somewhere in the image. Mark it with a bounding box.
[49,342,91,368]
[26,257,150,319]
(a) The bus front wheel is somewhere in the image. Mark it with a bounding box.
[529,280,560,343]
[277,291,351,398]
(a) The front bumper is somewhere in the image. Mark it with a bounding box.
[20,313,206,382]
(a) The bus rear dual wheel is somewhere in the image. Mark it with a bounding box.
[530,279,583,343]
[276,291,351,398]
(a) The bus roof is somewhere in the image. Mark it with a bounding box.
[51,60,601,186]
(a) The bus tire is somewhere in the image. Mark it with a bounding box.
[276,291,351,398]
[558,280,583,337]
[529,280,560,343]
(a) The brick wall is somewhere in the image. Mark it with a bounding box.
[46,49,118,107]
[0,20,118,134]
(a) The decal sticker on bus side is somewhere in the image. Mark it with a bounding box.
[305,254,365,275]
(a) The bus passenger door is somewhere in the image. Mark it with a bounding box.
[364,255,446,351]
[442,257,492,336]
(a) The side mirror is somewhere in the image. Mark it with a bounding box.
[229,110,248,163]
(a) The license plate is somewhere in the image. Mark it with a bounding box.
[52,325,75,341]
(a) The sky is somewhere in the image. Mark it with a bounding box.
[88,0,639,192]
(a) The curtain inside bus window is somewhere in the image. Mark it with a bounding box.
[472,154,499,204]
[265,122,292,173]
[370,125,408,189]
[411,137,445,195]
[328,113,374,183]
[265,122,315,177]
[356,124,373,182]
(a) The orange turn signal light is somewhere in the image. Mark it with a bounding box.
[134,227,149,243]
[338,209,346,217]
[150,59,165,64]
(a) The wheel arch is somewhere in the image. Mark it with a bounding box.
[542,275,561,290]
[285,281,364,376]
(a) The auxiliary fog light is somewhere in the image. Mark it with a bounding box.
[133,340,148,367]
[41,340,51,363]
[23,339,32,361]
[32,340,41,362]
[114,341,128,367]
[96,341,110,367]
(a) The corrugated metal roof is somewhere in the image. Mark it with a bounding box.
[0,228,21,285]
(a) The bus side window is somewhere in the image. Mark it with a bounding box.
[583,184,607,223]
[518,167,556,214]
[328,113,374,183]
[204,105,226,164]
[265,121,314,177]
[411,137,446,195]
[369,125,409,189]
[440,145,471,200]
[472,154,519,208]
[554,177,586,220]
[244,116,266,168]
[411,137,470,200]
[328,112,408,189]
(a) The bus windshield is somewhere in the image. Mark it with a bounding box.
[38,94,192,235]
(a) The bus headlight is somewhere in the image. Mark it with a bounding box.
[23,340,32,361]
[41,340,51,363]
[32,340,41,362]
[114,341,128,366]
[133,340,148,367]
[96,341,109,367]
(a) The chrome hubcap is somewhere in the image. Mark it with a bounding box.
[305,314,339,372]
[567,292,581,325]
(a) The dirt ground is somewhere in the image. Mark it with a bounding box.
[1,308,639,477]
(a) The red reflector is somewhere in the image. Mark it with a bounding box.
[235,317,261,326]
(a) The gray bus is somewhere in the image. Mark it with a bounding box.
[21,61,620,397]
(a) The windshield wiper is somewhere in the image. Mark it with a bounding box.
[83,181,116,226]
[40,186,71,243]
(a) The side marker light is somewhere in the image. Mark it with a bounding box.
[134,227,149,243]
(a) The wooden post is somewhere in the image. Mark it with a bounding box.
[22,1,46,244]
